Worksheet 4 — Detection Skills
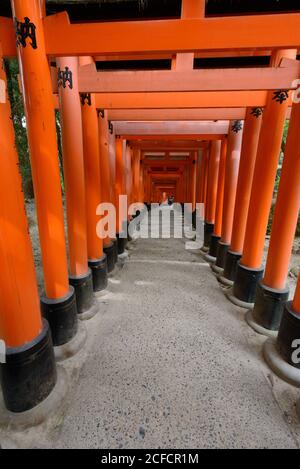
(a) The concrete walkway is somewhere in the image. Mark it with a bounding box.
[48,213,300,449]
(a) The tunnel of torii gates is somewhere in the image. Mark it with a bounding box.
[1,0,300,416]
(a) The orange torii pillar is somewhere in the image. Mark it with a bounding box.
[131,148,144,230]
[199,147,209,209]
[195,149,204,203]
[115,137,127,254]
[0,49,56,413]
[197,150,205,206]
[207,139,227,261]
[132,149,141,204]
[202,141,221,251]
[230,49,297,307]
[57,56,96,316]
[80,61,109,289]
[220,108,263,285]
[191,152,198,228]
[247,99,300,336]
[194,149,205,227]
[139,160,145,204]
[98,110,116,273]
[212,121,243,272]
[11,0,78,350]
[107,117,119,263]
[125,144,134,240]
[263,272,300,387]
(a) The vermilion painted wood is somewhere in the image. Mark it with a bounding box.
[115,138,126,233]
[57,56,89,277]
[241,49,297,269]
[0,48,42,347]
[3,12,300,57]
[213,139,227,238]
[94,91,289,110]
[181,0,205,18]
[229,108,262,254]
[130,141,205,150]
[107,109,247,121]
[80,57,104,260]
[113,121,229,136]
[220,121,243,245]
[21,13,300,57]
[205,141,221,224]
[11,0,69,299]
[125,144,133,209]
[263,99,300,291]
[77,66,300,94]
[98,111,114,247]
[52,93,293,111]
[132,149,141,203]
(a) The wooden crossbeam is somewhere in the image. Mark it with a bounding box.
[107,109,247,121]
[130,141,206,150]
[95,91,286,109]
[78,64,300,93]
[2,12,300,57]
[113,121,229,136]
[123,134,224,141]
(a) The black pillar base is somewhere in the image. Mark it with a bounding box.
[117,233,126,255]
[204,222,214,248]
[69,269,95,315]
[127,220,132,242]
[233,262,264,304]
[0,320,56,413]
[209,234,221,258]
[103,242,115,273]
[276,302,300,368]
[41,287,78,347]
[89,255,108,292]
[113,239,118,264]
[192,210,196,229]
[223,250,242,282]
[252,281,289,332]
[215,241,229,269]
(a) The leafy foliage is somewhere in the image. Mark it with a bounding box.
[4,58,33,198]
[4,58,64,198]
[267,120,300,237]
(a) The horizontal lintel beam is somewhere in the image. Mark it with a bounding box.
[2,13,300,57]
[121,134,225,140]
[78,65,300,93]
[107,109,247,121]
[113,121,229,136]
[95,91,291,109]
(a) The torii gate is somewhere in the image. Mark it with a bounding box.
[0,0,300,416]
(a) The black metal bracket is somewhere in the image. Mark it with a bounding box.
[231,120,243,133]
[108,121,114,134]
[250,107,264,118]
[14,17,37,50]
[58,66,73,90]
[98,109,105,118]
[272,90,289,104]
[80,93,92,106]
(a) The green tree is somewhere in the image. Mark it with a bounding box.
[4,58,65,197]
[4,58,33,198]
